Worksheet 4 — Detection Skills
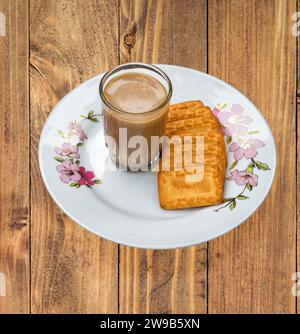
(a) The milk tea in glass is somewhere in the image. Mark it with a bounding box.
[99,63,172,171]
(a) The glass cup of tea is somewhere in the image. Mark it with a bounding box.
[99,63,173,171]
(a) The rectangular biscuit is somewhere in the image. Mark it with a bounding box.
[167,100,207,122]
[158,100,226,210]
[158,170,224,209]
[166,115,221,133]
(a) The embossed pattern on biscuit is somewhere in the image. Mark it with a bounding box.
[158,100,226,210]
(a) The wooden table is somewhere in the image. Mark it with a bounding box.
[0,0,298,314]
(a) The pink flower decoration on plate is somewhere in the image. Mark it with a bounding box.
[213,104,252,136]
[212,107,221,118]
[55,142,80,159]
[56,160,81,184]
[68,121,87,141]
[229,138,265,160]
[79,167,95,186]
[227,169,258,187]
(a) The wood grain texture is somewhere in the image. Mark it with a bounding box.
[297,0,300,314]
[208,0,297,313]
[30,0,119,313]
[0,0,29,314]
[119,0,208,314]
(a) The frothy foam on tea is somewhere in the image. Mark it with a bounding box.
[104,73,167,113]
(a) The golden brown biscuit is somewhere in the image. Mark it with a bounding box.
[166,114,220,133]
[158,100,226,210]
[169,139,226,170]
[167,100,205,122]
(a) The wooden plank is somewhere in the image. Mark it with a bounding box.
[208,0,297,313]
[119,0,207,314]
[297,0,300,314]
[0,0,29,314]
[30,0,119,313]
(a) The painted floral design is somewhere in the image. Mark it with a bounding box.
[68,121,88,141]
[54,111,101,188]
[55,143,80,159]
[78,167,96,186]
[213,104,252,136]
[213,103,270,212]
[229,138,264,161]
[227,169,258,187]
[56,160,81,184]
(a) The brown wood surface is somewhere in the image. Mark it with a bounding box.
[30,0,119,313]
[0,0,298,314]
[208,0,297,313]
[0,0,29,314]
[297,0,300,314]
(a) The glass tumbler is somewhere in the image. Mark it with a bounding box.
[99,63,172,171]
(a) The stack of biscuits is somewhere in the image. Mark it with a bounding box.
[158,101,226,210]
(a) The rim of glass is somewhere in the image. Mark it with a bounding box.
[99,63,173,115]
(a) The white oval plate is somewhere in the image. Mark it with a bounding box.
[39,65,276,249]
